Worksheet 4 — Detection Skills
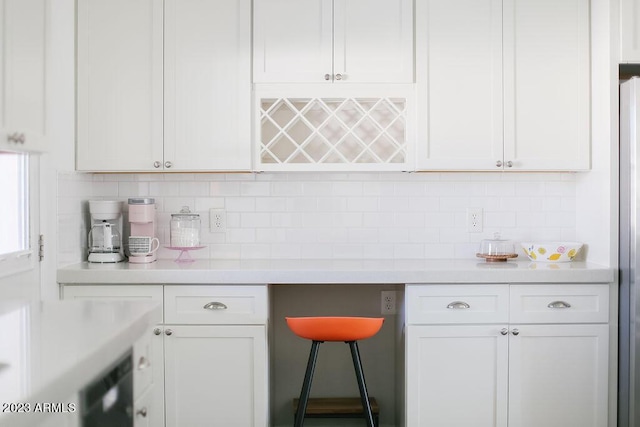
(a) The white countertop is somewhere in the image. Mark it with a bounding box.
[57,258,614,285]
[0,299,161,427]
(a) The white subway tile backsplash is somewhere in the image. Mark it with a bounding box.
[272,181,303,196]
[240,181,271,196]
[226,197,256,212]
[210,181,241,196]
[57,171,579,263]
[149,181,180,196]
[347,197,378,212]
[332,181,364,196]
[394,212,425,228]
[178,181,209,196]
[194,197,225,211]
[241,212,271,228]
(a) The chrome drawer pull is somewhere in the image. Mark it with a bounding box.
[547,301,571,309]
[446,301,470,310]
[204,301,228,310]
[500,328,508,335]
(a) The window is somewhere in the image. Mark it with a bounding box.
[0,151,32,274]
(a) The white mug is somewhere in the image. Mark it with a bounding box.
[129,236,160,256]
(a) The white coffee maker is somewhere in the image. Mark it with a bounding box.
[88,200,125,263]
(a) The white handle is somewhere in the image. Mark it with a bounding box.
[150,237,160,254]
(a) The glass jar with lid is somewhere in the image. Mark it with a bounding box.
[476,232,517,262]
[170,206,200,247]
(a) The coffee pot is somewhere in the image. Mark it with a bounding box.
[88,200,124,263]
[88,221,121,254]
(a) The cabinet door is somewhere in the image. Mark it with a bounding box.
[253,0,333,83]
[415,0,503,170]
[508,324,608,427]
[406,325,509,427]
[76,0,163,171]
[163,0,251,171]
[621,0,640,62]
[503,0,590,170]
[164,325,267,427]
[333,0,413,83]
[0,0,47,153]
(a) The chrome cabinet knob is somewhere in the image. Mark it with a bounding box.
[500,328,508,336]
[505,160,513,168]
[153,161,161,168]
[496,160,503,168]
[164,161,172,168]
[153,327,162,335]
[511,328,520,336]
[324,74,331,81]
[165,329,173,336]
[136,407,148,418]
[335,73,343,80]
[8,133,25,144]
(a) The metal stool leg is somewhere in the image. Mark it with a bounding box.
[348,341,375,427]
[294,340,322,427]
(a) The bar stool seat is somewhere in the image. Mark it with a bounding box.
[286,316,384,427]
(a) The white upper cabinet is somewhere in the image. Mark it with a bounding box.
[621,0,640,62]
[503,0,590,171]
[0,0,47,153]
[253,0,414,84]
[416,0,590,171]
[77,0,251,172]
[415,0,503,170]
[76,0,163,171]
[253,0,333,83]
[163,0,251,171]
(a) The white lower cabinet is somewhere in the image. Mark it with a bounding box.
[406,284,609,427]
[407,324,509,426]
[164,325,266,427]
[61,284,268,427]
[507,324,608,427]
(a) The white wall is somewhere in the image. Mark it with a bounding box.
[57,171,579,263]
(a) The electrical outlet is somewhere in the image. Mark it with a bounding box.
[210,208,226,232]
[381,291,396,315]
[467,208,483,233]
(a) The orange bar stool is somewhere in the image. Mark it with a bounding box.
[285,316,384,427]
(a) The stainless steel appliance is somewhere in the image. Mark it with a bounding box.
[80,350,133,427]
[620,76,640,427]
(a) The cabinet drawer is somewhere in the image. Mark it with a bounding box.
[61,285,164,322]
[164,285,268,325]
[406,285,509,324]
[509,285,609,324]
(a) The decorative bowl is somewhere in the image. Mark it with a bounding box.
[520,242,583,263]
